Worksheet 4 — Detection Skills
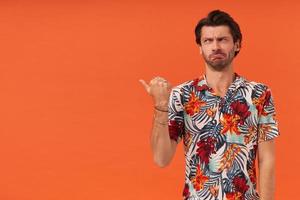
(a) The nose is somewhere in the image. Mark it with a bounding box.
[212,40,221,51]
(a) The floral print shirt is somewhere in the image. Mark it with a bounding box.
[168,73,279,200]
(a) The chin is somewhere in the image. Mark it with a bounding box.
[209,62,228,71]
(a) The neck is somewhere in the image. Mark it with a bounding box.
[204,65,235,97]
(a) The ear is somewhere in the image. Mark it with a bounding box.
[199,45,203,55]
[234,40,240,52]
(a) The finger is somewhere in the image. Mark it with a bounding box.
[139,79,150,93]
[150,77,158,85]
[160,81,167,87]
[162,82,168,87]
[155,77,165,83]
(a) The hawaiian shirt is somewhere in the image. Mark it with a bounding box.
[168,73,279,200]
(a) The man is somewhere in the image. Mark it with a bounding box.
[140,10,279,200]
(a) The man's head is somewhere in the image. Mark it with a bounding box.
[195,10,242,71]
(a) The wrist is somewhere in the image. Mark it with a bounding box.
[154,106,168,112]
[155,99,168,107]
[154,101,168,110]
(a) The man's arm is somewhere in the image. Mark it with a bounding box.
[150,107,177,167]
[258,140,276,200]
[140,77,178,167]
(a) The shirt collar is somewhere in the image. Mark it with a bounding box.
[192,73,246,93]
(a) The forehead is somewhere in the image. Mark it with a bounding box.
[201,25,232,39]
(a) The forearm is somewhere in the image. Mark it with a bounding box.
[151,109,175,167]
[259,156,275,200]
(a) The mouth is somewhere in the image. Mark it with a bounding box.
[211,53,226,60]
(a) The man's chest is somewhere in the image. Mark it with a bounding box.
[181,88,259,146]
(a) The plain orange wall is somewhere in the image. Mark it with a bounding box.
[0,0,299,199]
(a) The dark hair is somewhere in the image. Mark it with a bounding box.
[195,10,242,56]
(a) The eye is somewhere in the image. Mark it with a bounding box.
[203,39,211,44]
[220,37,229,42]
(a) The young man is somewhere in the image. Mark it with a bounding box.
[140,10,279,200]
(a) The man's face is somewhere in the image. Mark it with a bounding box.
[199,25,240,71]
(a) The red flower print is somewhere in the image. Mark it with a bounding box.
[248,167,257,185]
[183,183,190,199]
[191,165,209,191]
[196,137,216,165]
[220,114,240,135]
[263,90,271,107]
[253,89,271,116]
[230,101,251,124]
[233,176,249,195]
[169,120,184,141]
[225,192,243,200]
[192,78,214,92]
[184,92,206,116]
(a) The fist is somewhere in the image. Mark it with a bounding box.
[139,76,172,108]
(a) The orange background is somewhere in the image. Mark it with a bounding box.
[0,0,299,199]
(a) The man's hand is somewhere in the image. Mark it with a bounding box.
[139,76,172,109]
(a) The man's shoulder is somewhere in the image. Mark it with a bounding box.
[171,78,197,92]
[243,77,271,91]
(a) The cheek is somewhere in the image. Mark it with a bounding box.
[200,47,210,56]
[199,46,208,55]
[224,45,235,54]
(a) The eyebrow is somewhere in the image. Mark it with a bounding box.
[202,36,230,40]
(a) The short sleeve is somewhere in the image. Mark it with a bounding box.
[257,87,280,143]
[168,87,185,143]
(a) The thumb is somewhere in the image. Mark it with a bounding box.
[139,79,150,93]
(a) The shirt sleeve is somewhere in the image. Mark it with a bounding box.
[168,87,185,143]
[257,87,280,143]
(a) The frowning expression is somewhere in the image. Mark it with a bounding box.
[199,25,240,71]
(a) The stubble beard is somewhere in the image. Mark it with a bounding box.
[203,48,236,71]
